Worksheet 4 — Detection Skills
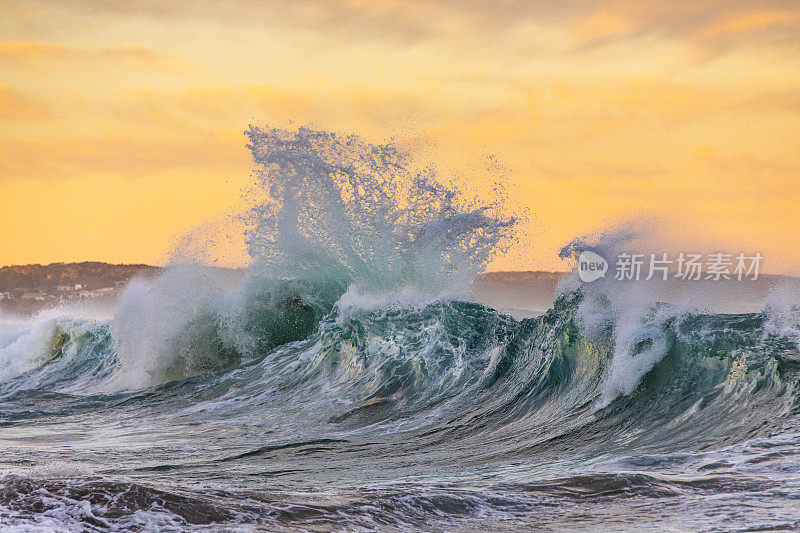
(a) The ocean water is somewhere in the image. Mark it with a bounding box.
[1,127,799,532]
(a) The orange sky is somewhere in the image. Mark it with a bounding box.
[1,1,799,273]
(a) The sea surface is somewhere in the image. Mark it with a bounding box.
[1,127,799,531]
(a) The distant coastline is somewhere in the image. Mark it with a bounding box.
[0,262,160,315]
[0,262,569,316]
[6,263,792,320]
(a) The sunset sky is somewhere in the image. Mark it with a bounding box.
[2,1,799,273]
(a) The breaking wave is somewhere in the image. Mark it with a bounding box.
[2,126,799,531]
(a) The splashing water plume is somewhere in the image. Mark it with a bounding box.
[108,126,517,388]
[243,125,516,294]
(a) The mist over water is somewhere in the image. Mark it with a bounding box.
[2,127,800,531]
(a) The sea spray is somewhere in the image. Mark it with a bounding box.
[108,126,517,388]
[762,281,800,352]
[559,227,689,407]
[0,309,105,387]
[110,265,244,388]
[243,125,516,294]
[557,224,799,407]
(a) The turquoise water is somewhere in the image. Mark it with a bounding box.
[1,293,799,531]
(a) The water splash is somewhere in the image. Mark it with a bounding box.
[243,125,516,295]
[558,227,686,408]
[108,126,517,387]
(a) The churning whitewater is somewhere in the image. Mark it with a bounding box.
[1,127,800,532]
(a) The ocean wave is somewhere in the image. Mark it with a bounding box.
[3,126,800,531]
[4,290,796,459]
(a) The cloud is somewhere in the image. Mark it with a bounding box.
[0,41,184,71]
[26,1,800,44]
[0,135,247,181]
[699,10,800,38]
[0,85,50,119]
[75,83,485,147]
[571,11,635,43]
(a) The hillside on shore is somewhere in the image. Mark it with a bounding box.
[0,262,567,317]
[0,262,161,315]
[0,262,160,293]
[1,262,794,319]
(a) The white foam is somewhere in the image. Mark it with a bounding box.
[109,265,244,390]
[559,225,697,407]
[0,310,98,385]
[763,281,800,349]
